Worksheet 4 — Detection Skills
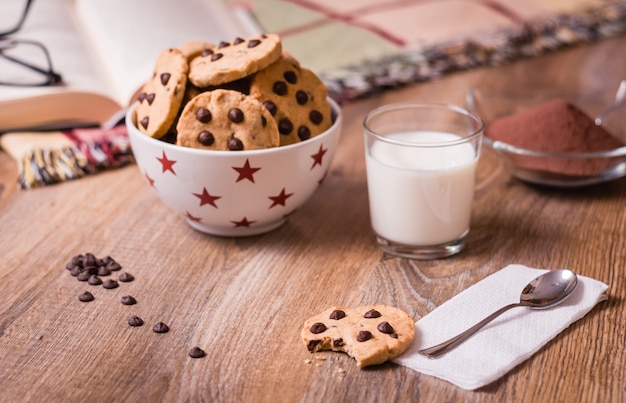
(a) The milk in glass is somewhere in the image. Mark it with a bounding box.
[366,131,477,246]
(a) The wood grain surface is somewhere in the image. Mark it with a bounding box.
[1,36,625,402]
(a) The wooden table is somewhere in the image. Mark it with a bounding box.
[1,36,625,402]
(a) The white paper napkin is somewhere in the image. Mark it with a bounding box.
[394,264,609,390]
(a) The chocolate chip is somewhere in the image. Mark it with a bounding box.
[140,117,149,129]
[273,81,287,96]
[106,261,122,271]
[333,338,344,347]
[307,339,321,352]
[329,310,346,320]
[364,309,381,318]
[70,267,82,276]
[218,41,230,48]
[278,118,293,135]
[357,330,372,342]
[310,322,327,334]
[137,93,147,103]
[201,48,214,57]
[295,90,308,105]
[227,137,244,151]
[160,73,171,86]
[233,37,245,45]
[263,100,277,116]
[121,295,137,305]
[284,71,297,84]
[87,275,102,285]
[377,321,394,334]
[298,126,311,141]
[261,116,267,127]
[102,279,119,289]
[97,266,111,276]
[85,265,98,275]
[309,110,324,125]
[198,130,215,146]
[77,271,91,281]
[119,272,134,282]
[188,347,206,358]
[196,107,212,123]
[78,291,94,302]
[128,316,144,327]
[247,39,261,48]
[146,93,155,105]
[391,333,399,339]
[228,108,244,123]
[153,322,170,333]
[211,53,223,62]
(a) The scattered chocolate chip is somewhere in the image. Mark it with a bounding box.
[391,333,399,339]
[188,347,206,358]
[146,93,155,105]
[227,137,244,151]
[78,291,94,302]
[97,266,111,276]
[364,309,381,318]
[211,53,223,62]
[263,100,277,116]
[295,90,308,105]
[278,118,293,135]
[119,272,134,282]
[198,130,215,146]
[284,71,297,84]
[329,310,346,320]
[201,48,214,57]
[160,73,171,86]
[137,93,146,103]
[307,339,321,352]
[87,275,103,285]
[85,265,99,275]
[121,295,137,305]
[70,267,82,277]
[298,126,311,141]
[140,117,149,130]
[247,39,261,48]
[77,271,91,281]
[218,41,230,48]
[310,322,327,334]
[228,108,244,123]
[102,279,119,289]
[128,316,144,327]
[309,110,324,125]
[333,338,344,347]
[107,261,122,271]
[233,37,245,45]
[357,330,373,342]
[196,107,212,123]
[273,81,287,96]
[377,321,394,334]
[153,322,170,333]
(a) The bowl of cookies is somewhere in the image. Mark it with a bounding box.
[126,34,342,236]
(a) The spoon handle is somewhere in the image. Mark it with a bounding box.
[419,303,521,358]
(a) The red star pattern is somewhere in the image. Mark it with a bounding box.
[231,217,256,227]
[145,171,155,187]
[310,144,327,170]
[193,187,221,208]
[185,211,202,222]
[157,150,177,175]
[233,159,261,183]
[268,188,294,208]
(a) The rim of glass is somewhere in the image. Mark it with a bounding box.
[363,102,485,147]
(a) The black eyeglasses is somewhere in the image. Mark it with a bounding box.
[0,0,63,86]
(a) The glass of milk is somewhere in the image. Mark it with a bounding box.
[363,103,484,259]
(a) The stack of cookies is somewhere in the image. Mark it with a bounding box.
[133,34,333,151]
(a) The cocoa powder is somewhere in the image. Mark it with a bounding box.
[485,98,626,176]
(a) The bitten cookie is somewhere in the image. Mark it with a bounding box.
[134,48,188,139]
[188,34,282,87]
[301,305,415,368]
[175,89,279,151]
[250,54,332,146]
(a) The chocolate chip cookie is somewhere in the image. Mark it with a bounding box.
[301,305,415,367]
[175,89,279,151]
[250,54,332,146]
[134,48,188,139]
[188,33,282,87]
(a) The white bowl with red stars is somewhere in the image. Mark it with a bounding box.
[125,98,342,236]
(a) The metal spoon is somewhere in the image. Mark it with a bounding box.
[594,79,626,126]
[419,269,578,358]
